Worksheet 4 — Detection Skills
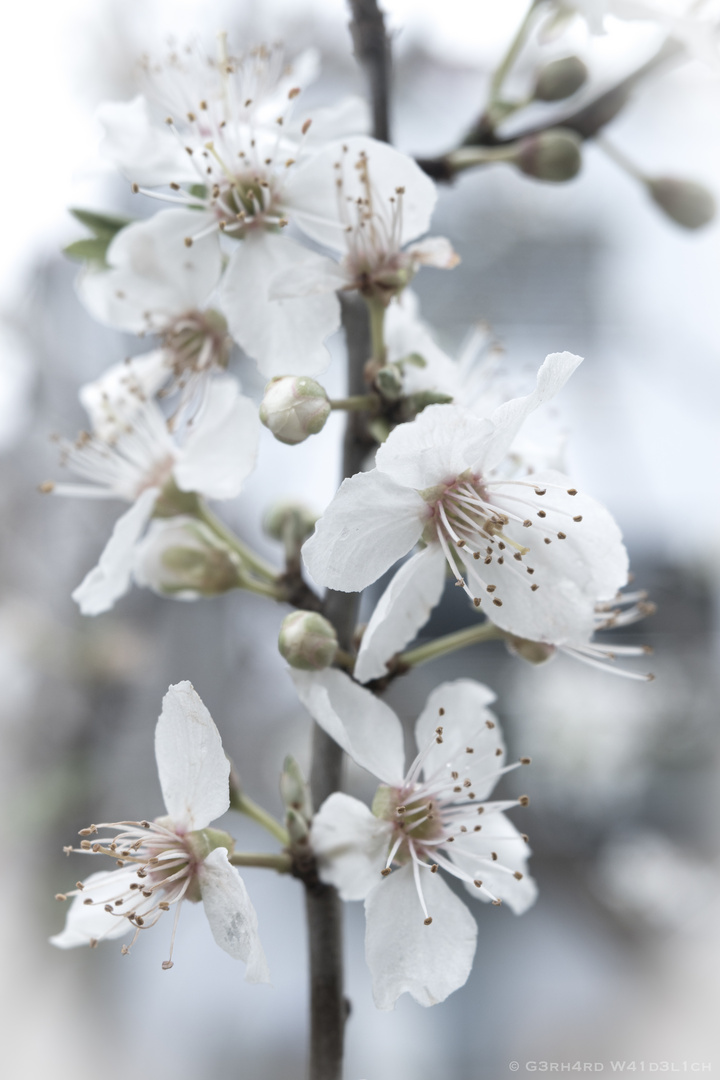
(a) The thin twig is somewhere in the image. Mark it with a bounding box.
[348,0,392,142]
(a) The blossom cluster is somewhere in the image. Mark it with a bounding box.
[50,26,656,1015]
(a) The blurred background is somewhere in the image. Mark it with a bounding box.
[1,1,719,1077]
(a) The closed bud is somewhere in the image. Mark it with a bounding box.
[286,807,310,845]
[533,56,588,102]
[646,177,716,230]
[263,501,318,545]
[259,376,331,445]
[375,363,404,401]
[278,610,338,670]
[504,634,556,666]
[280,755,313,820]
[134,517,241,598]
[514,128,582,183]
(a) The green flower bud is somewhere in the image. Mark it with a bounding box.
[135,517,242,598]
[278,610,338,670]
[280,755,313,820]
[533,56,588,102]
[286,808,310,846]
[514,128,582,183]
[375,363,404,401]
[646,177,716,230]
[263,501,318,545]
[259,376,331,445]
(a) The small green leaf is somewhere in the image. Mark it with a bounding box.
[68,207,130,238]
[62,237,113,266]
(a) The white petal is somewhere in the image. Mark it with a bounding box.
[354,546,446,683]
[154,681,230,831]
[406,235,460,269]
[375,403,494,491]
[79,350,170,440]
[96,96,198,186]
[286,135,437,252]
[174,376,259,500]
[479,351,583,473]
[50,869,138,948]
[301,96,371,144]
[365,864,477,1009]
[311,792,394,900]
[198,848,270,983]
[289,668,405,785]
[302,469,426,592]
[414,680,502,800]
[385,296,461,398]
[220,232,340,378]
[269,255,349,299]
[78,209,221,333]
[450,814,538,915]
[72,487,158,616]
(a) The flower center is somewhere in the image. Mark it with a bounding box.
[162,307,231,381]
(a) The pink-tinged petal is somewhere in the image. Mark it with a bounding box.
[289,668,405,785]
[302,469,426,593]
[220,232,340,378]
[406,235,460,269]
[286,136,437,252]
[154,681,230,831]
[365,864,477,1009]
[197,848,270,983]
[449,814,538,915]
[72,487,159,616]
[479,351,583,473]
[414,680,502,801]
[79,350,170,440]
[174,376,259,500]
[311,792,394,900]
[96,96,198,186]
[50,869,138,948]
[375,403,494,491]
[301,96,371,144]
[354,546,446,684]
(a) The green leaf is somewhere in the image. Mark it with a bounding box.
[62,237,113,266]
[68,207,130,238]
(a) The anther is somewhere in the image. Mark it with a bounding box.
[288,87,301,99]
[89,938,99,947]
[473,880,483,888]
[474,825,482,833]
[104,904,113,913]
[493,598,503,607]
[544,538,552,545]
[424,917,433,925]
[466,747,474,754]
[520,756,531,765]
[80,841,91,850]
[184,237,193,247]
[302,119,312,135]
[491,852,498,861]
[486,584,496,593]
[557,532,566,540]
[438,710,445,718]
[135,916,145,927]
[477,807,485,815]
[573,515,583,522]
[567,488,578,496]
[473,551,481,560]
[495,748,502,757]
[131,183,139,193]
[159,902,170,911]
[513,871,524,880]
[492,899,502,906]
[83,898,93,906]
[78,826,97,836]
[396,806,406,815]
[473,598,481,607]
[537,510,546,518]
[55,894,67,902]
[431,864,438,873]
[451,771,459,780]
[485,720,495,729]
[381,868,392,877]
[76,882,84,890]
[463,779,471,788]
[162,960,174,970]
[526,567,535,574]
[518,795,530,807]
[523,519,532,527]
[535,488,546,496]
[513,552,523,561]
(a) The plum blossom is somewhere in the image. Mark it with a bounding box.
[51,681,269,981]
[273,136,458,307]
[96,42,370,376]
[302,351,629,683]
[45,375,259,615]
[291,671,536,1008]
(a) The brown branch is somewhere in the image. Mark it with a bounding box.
[348,0,392,142]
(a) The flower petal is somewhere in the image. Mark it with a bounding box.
[96,95,198,186]
[289,668,405,785]
[220,232,340,378]
[449,814,538,915]
[286,135,437,252]
[365,863,477,1009]
[72,486,159,616]
[154,680,230,831]
[174,376,259,500]
[479,351,583,474]
[300,96,371,145]
[49,869,138,948]
[79,350,171,440]
[354,545,446,683]
[414,680,502,800]
[269,255,349,300]
[311,792,394,900]
[375,403,494,490]
[197,847,270,983]
[302,469,426,592]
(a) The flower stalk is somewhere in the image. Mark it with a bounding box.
[399,620,503,668]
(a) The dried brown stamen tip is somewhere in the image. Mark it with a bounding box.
[491,899,502,906]
[430,864,439,873]
[557,532,566,540]
[493,598,503,607]
[473,879,483,888]
[537,510,546,518]
[567,488,578,496]
[523,519,532,527]
[518,795,530,807]
[513,871,524,880]
[573,515,583,522]
[381,868,392,877]
[485,719,495,729]
[520,756,531,765]
[423,916,433,926]
[131,182,139,193]
[55,893,67,902]
[38,480,55,494]
[162,960,174,970]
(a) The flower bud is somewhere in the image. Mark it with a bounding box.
[286,807,310,846]
[375,363,404,401]
[259,376,331,445]
[280,755,313,820]
[514,128,582,183]
[646,177,716,230]
[533,56,588,102]
[278,610,338,670]
[263,501,318,545]
[134,517,241,599]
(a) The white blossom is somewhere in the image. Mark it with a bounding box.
[95,43,370,376]
[302,352,629,683]
[272,136,458,306]
[51,681,270,981]
[46,375,259,615]
[291,671,536,1008]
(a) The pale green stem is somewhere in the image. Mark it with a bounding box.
[329,394,380,412]
[334,648,355,672]
[595,135,647,183]
[196,499,280,583]
[229,851,293,873]
[489,0,543,104]
[231,790,290,846]
[366,298,387,363]
[399,620,502,667]
[446,144,520,173]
